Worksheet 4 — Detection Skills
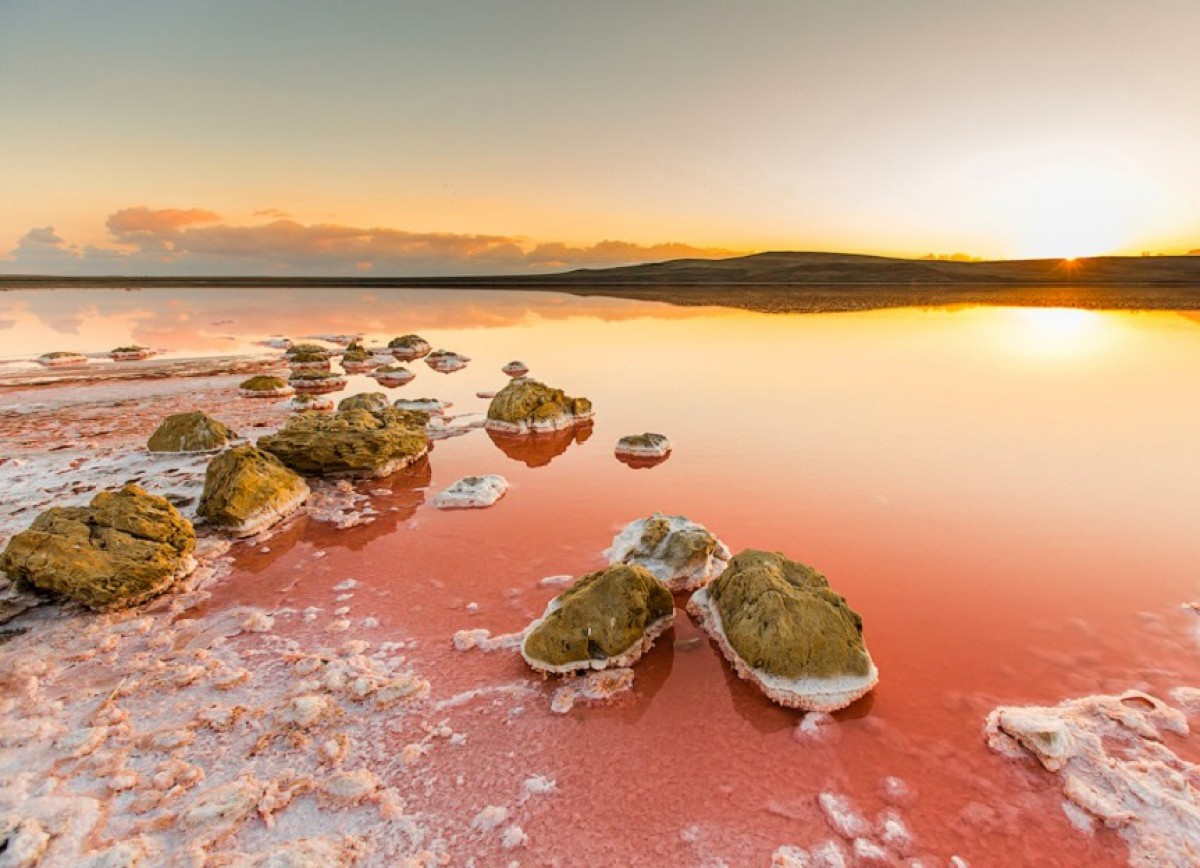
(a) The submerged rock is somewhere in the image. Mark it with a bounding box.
[110,345,155,361]
[501,360,529,377]
[394,398,451,415]
[239,375,293,398]
[485,377,594,434]
[687,550,877,711]
[425,349,470,373]
[289,370,348,394]
[605,513,730,593]
[259,407,430,478]
[370,365,416,386]
[388,334,432,361]
[337,392,391,413]
[147,411,236,453]
[0,483,197,610]
[37,351,87,367]
[431,475,509,509]
[521,565,674,674]
[197,445,310,537]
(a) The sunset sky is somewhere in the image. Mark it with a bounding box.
[3,0,1199,275]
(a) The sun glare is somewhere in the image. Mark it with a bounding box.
[999,307,1115,361]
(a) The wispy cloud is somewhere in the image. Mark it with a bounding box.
[2,208,740,276]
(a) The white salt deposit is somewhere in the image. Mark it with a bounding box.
[604,513,731,592]
[431,475,509,510]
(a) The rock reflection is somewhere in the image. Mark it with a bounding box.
[614,452,671,470]
[486,424,593,468]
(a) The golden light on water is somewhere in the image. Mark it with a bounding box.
[1003,307,1114,360]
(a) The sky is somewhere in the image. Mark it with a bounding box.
[2,0,1199,275]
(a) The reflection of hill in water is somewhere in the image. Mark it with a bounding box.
[487,424,593,468]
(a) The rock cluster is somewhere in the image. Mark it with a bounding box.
[197,445,310,537]
[605,513,730,593]
[0,483,197,610]
[147,411,236,453]
[485,378,593,434]
[259,406,430,478]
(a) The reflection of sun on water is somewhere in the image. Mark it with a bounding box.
[1002,307,1114,360]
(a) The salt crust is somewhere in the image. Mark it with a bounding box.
[604,513,731,593]
[686,587,879,712]
[550,667,635,714]
[431,475,509,510]
[614,433,672,457]
[519,597,675,675]
[484,407,595,435]
[220,487,311,539]
[985,690,1200,867]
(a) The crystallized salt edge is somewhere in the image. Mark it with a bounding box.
[484,411,595,435]
[520,607,675,675]
[208,485,311,538]
[687,587,878,712]
[603,514,731,594]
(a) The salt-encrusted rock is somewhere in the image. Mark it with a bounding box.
[370,365,415,387]
[197,445,310,537]
[425,349,470,373]
[37,351,87,367]
[522,564,674,674]
[0,483,197,611]
[337,392,390,413]
[605,513,730,593]
[285,343,331,360]
[289,370,347,394]
[394,398,451,415]
[259,407,430,478]
[239,375,293,398]
[147,411,236,453]
[265,337,292,349]
[431,475,509,509]
[485,377,594,434]
[502,360,529,377]
[615,432,671,459]
[287,394,334,412]
[287,348,332,372]
[339,342,378,373]
[110,345,155,361]
[687,550,877,712]
[388,334,432,361]
[985,691,1199,866]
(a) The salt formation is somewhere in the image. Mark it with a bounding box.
[605,513,730,592]
[0,483,196,610]
[394,398,451,415]
[146,411,236,453]
[288,370,347,394]
[109,345,156,361]
[550,667,636,714]
[425,350,470,373]
[615,432,671,458]
[286,349,333,372]
[259,406,430,478]
[197,445,310,537]
[339,342,378,373]
[370,365,416,387]
[37,351,87,367]
[239,375,293,398]
[431,475,509,509]
[985,690,1200,866]
[388,334,432,361]
[687,550,878,711]
[338,392,391,413]
[501,360,529,377]
[287,393,334,412]
[521,565,674,674]
[485,377,594,434]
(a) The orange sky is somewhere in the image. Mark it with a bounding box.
[2,1,1199,274]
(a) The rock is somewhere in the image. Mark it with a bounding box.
[265,337,292,349]
[285,343,331,360]
[388,334,432,361]
[502,360,529,377]
[425,349,470,373]
[0,483,197,610]
[239,375,293,398]
[287,348,332,372]
[259,407,430,478]
[615,432,671,459]
[337,392,390,413]
[147,411,236,453]
[287,394,334,412]
[339,342,378,373]
[431,475,509,509]
[197,445,310,537]
[485,377,594,434]
[110,345,155,361]
[521,565,674,674]
[605,513,730,592]
[37,351,87,367]
[370,365,415,386]
[686,550,877,711]
[393,398,451,415]
[288,370,347,394]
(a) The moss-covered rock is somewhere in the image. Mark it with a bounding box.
[258,406,430,478]
[38,351,87,367]
[147,411,236,453]
[0,484,197,610]
[198,445,310,537]
[486,377,593,434]
[521,565,674,673]
[686,550,877,711]
[111,345,155,361]
[239,375,292,397]
[387,334,431,360]
[288,370,347,394]
[338,392,390,413]
[285,343,330,359]
[605,514,730,593]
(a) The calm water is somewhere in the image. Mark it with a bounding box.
[5,288,1200,865]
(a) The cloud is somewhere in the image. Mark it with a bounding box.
[253,208,291,219]
[2,208,741,276]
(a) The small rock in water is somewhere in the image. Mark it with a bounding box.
[387,334,432,361]
[501,360,529,377]
[394,398,451,415]
[197,445,310,537]
[239,375,293,398]
[425,349,471,373]
[605,513,730,593]
[147,411,236,453]
[37,351,87,367]
[485,377,593,434]
[431,475,509,510]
